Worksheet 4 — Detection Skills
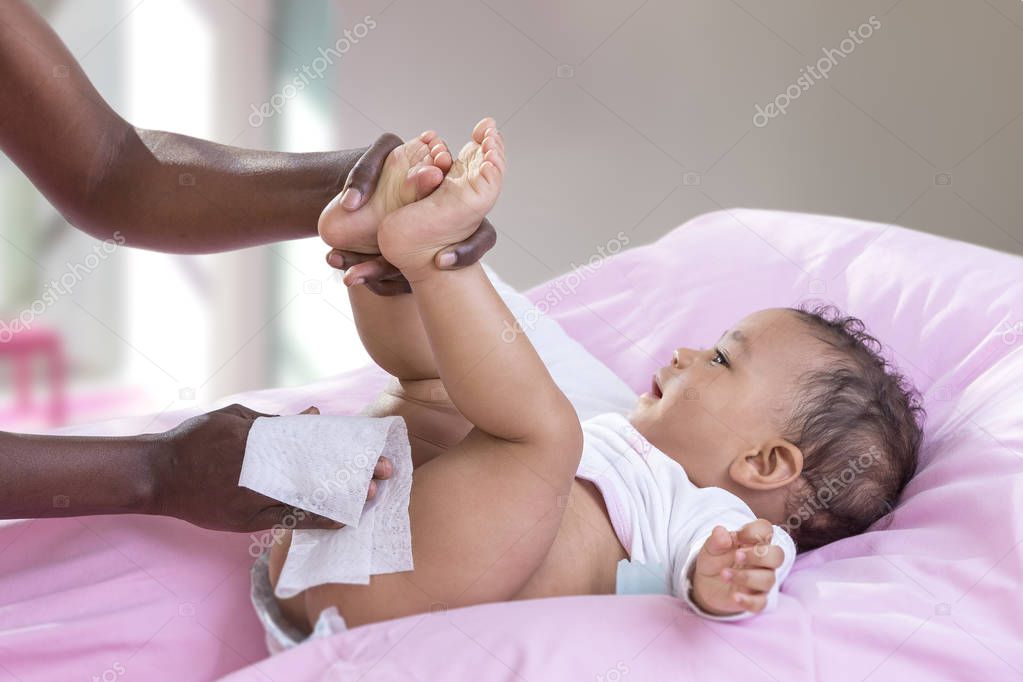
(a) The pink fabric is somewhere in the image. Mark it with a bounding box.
[3,209,1022,681]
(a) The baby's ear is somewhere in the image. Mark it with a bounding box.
[729,439,803,491]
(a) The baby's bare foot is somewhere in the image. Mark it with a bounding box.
[378,118,505,282]
[318,131,453,255]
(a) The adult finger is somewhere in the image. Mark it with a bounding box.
[342,258,402,287]
[340,132,403,210]
[214,403,275,419]
[434,218,497,269]
[361,278,412,296]
[327,251,411,295]
[325,249,396,276]
[373,456,393,480]
[250,505,344,531]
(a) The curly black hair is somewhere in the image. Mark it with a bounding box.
[780,305,924,551]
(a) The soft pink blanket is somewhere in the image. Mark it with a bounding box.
[2,209,1021,681]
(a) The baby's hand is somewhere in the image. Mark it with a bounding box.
[690,519,784,616]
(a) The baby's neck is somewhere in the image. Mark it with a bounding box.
[723,482,789,527]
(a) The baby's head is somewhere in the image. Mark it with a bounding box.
[628,305,922,551]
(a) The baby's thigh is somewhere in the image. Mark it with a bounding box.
[267,530,312,631]
[361,377,472,468]
[304,428,569,628]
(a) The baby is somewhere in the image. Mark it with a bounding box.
[264,118,923,640]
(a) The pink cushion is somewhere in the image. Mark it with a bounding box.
[2,209,1021,681]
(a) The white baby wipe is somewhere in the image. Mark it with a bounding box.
[239,414,414,599]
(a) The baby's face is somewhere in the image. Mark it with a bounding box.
[628,308,828,491]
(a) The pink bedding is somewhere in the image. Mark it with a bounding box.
[2,209,1021,681]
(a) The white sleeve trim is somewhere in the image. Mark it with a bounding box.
[678,524,797,621]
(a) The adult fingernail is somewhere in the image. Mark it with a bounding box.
[340,188,362,209]
[437,252,457,268]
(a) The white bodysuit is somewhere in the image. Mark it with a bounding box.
[575,412,797,620]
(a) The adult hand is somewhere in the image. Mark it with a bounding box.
[150,404,393,532]
[324,218,498,295]
[321,133,498,295]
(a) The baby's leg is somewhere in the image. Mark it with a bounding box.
[303,120,583,627]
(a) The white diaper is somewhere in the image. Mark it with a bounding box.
[249,551,348,654]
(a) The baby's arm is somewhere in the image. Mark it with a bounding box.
[680,518,796,619]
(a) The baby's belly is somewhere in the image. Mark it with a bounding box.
[512,477,627,600]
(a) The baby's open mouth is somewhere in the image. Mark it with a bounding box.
[651,374,663,399]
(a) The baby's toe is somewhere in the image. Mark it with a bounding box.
[410,164,444,199]
[472,117,497,144]
[429,140,453,172]
[479,159,502,185]
[481,134,503,158]
[402,131,435,166]
[483,147,505,174]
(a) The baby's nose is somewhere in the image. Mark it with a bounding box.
[672,348,696,368]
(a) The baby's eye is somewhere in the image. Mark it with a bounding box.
[711,348,730,367]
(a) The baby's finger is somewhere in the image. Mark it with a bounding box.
[373,456,393,480]
[299,406,320,415]
[731,568,776,594]
[736,518,773,547]
[732,591,768,613]
[367,480,378,500]
[695,526,737,577]
[744,543,784,570]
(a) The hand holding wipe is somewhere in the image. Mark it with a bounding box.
[239,414,414,597]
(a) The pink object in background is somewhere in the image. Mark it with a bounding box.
[1,209,1022,681]
[0,325,66,425]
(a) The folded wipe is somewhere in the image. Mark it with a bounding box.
[239,414,414,598]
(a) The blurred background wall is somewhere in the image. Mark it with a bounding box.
[1,0,1020,430]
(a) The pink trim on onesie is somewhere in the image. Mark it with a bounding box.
[577,470,633,557]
